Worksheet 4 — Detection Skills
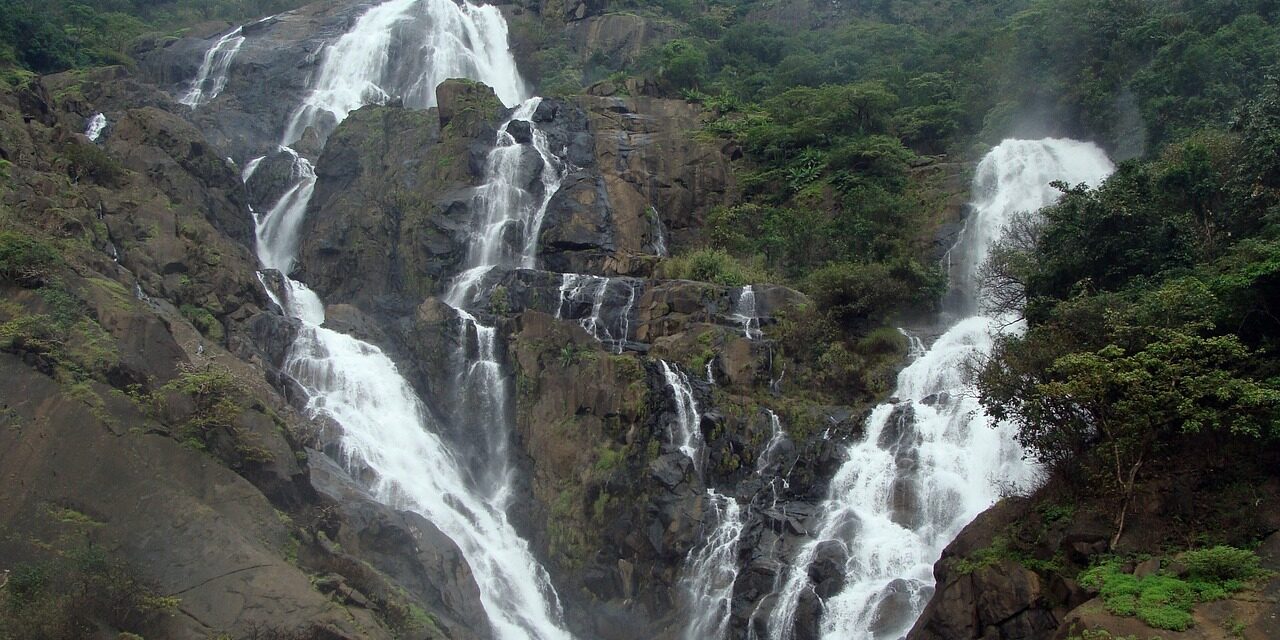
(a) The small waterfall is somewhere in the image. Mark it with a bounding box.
[706,359,716,386]
[765,139,1115,640]
[681,490,745,640]
[84,113,107,142]
[659,360,704,475]
[241,155,267,183]
[180,27,245,108]
[732,285,762,340]
[649,206,669,257]
[253,147,315,274]
[447,98,566,306]
[556,274,638,354]
[283,0,526,145]
[756,410,790,477]
[899,329,926,359]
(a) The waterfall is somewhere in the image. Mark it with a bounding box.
[681,490,745,640]
[447,98,566,306]
[649,206,669,257]
[732,285,762,340]
[659,360,704,475]
[556,274,639,354]
[282,0,526,145]
[765,139,1115,640]
[253,148,316,274]
[84,113,107,142]
[756,410,790,477]
[229,1,579,637]
[180,27,245,108]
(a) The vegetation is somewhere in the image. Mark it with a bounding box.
[977,75,1280,544]
[1079,547,1268,631]
[0,544,178,639]
[0,0,310,76]
[158,363,272,467]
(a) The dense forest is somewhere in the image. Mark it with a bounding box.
[0,0,1278,638]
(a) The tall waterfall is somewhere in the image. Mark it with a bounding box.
[227,1,576,637]
[765,139,1115,640]
[681,490,745,640]
[180,27,245,108]
[282,0,526,145]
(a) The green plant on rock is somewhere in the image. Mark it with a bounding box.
[179,304,224,343]
[0,546,178,640]
[1079,547,1267,632]
[0,231,60,287]
[160,363,271,467]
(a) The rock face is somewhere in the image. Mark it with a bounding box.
[0,72,488,638]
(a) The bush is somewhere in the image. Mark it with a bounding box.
[0,546,178,639]
[180,304,225,343]
[0,231,60,287]
[658,248,768,287]
[1079,548,1267,632]
[1180,546,1263,582]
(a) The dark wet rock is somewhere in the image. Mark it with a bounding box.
[506,118,533,144]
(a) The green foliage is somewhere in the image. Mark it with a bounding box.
[0,546,177,640]
[1180,546,1265,582]
[179,304,224,343]
[0,231,60,287]
[0,0,309,74]
[160,363,271,467]
[804,261,943,331]
[657,248,768,287]
[1079,549,1265,632]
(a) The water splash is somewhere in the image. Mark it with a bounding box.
[180,27,245,108]
[765,139,1115,640]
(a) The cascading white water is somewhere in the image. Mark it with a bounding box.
[254,147,316,274]
[757,410,790,477]
[180,27,245,108]
[282,0,526,145]
[732,285,763,340]
[556,274,638,354]
[659,360,704,475]
[84,113,107,142]
[447,98,566,305]
[765,139,1114,640]
[233,1,578,637]
[649,206,669,257]
[681,490,746,640]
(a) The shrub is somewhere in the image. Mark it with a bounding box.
[0,547,177,639]
[1180,546,1263,582]
[180,304,225,342]
[658,248,768,287]
[0,232,60,287]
